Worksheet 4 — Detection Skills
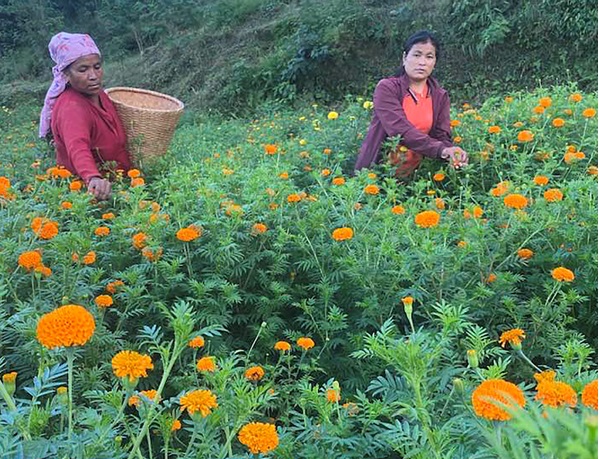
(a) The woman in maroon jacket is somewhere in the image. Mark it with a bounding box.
[39,32,131,200]
[355,31,468,176]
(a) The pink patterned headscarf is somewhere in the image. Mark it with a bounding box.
[39,32,101,138]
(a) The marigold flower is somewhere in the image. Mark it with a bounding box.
[112,350,153,382]
[433,172,445,181]
[551,267,575,282]
[581,380,598,410]
[31,217,59,240]
[457,240,467,248]
[414,210,440,228]
[252,223,267,234]
[533,105,545,114]
[177,225,202,242]
[490,181,510,197]
[321,168,331,177]
[364,184,379,195]
[363,100,374,109]
[180,389,218,417]
[94,226,110,237]
[35,265,52,277]
[569,93,583,103]
[552,118,565,128]
[131,177,145,187]
[499,328,526,349]
[331,227,353,241]
[588,166,598,176]
[171,419,182,431]
[534,370,556,387]
[517,248,534,259]
[401,296,413,306]
[391,205,405,215]
[274,341,291,352]
[47,166,72,179]
[287,193,301,203]
[543,188,563,202]
[471,379,526,421]
[129,389,160,406]
[332,177,345,185]
[486,273,497,283]
[245,366,265,382]
[36,305,95,349]
[95,295,113,308]
[188,336,205,348]
[264,144,278,155]
[563,108,573,116]
[69,180,83,191]
[141,247,163,262]
[503,193,527,209]
[450,119,460,127]
[60,201,72,210]
[504,96,514,103]
[435,198,445,210]
[127,169,141,179]
[326,388,341,403]
[83,251,96,265]
[535,380,577,408]
[533,175,549,186]
[238,422,279,454]
[367,172,377,179]
[102,212,115,220]
[278,172,289,179]
[488,125,501,134]
[453,136,462,143]
[538,97,552,108]
[196,356,216,372]
[582,108,596,118]
[222,167,234,176]
[106,280,124,294]
[2,372,17,384]
[132,232,148,250]
[297,337,315,350]
[517,130,534,142]
[327,111,339,120]
[18,251,43,271]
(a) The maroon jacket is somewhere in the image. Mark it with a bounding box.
[355,73,454,171]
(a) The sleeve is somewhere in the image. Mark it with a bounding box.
[373,79,447,159]
[429,91,454,148]
[54,101,101,184]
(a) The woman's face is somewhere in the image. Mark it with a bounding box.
[402,41,436,83]
[65,54,103,97]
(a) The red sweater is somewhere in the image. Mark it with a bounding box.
[51,88,131,184]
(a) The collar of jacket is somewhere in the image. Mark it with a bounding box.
[397,73,441,105]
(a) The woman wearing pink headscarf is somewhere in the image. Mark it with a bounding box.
[40,32,131,200]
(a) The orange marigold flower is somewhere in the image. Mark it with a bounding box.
[535,380,577,408]
[274,341,291,352]
[129,389,160,407]
[171,419,182,431]
[486,273,497,283]
[264,144,278,155]
[433,172,445,181]
[196,356,216,372]
[563,108,573,115]
[331,227,353,241]
[36,305,95,349]
[245,366,265,382]
[488,125,501,134]
[570,93,583,103]
[391,205,405,215]
[543,188,563,202]
[499,328,526,349]
[132,232,148,250]
[552,118,565,128]
[471,379,526,421]
[435,198,445,210]
[69,180,83,191]
[582,380,598,410]
[60,201,73,210]
[18,251,43,271]
[2,372,17,384]
[504,96,514,103]
[533,175,549,186]
[252,223,267,234]
[534,370,556,387]
[367,172,377,179]
[106,280,124,294]
[83,251,96,265]
[582,108,597,118]
[127,169,141,179]
[35,265,52,277]
[177,225,202,242]
[188,336,205,348]
[517,248,534,259]
[47,166,72,179]
[180,389,218,417]
[287,193,301,203]
[131,177,145,187]
[94,295,114,308]
[538,97,552,108]
[238,422,279,454]
[279,172,289,179]
[457,240,467,248]
[414,210,440,228]
[503,193,528,209]
[450,119,461,127]
[490,181,510,197]
[551,267,575,282]
[112,350,153,382]
[102,212,115,220]
[31,217,59,240]
[533,105,546,114]
[332,177,345,185]
[142,247,163,262]
[94,226,110,237]
[517,130,534,142]
[588,166,598,176]
[297,337,315,350]
[364,184,379,195]
[321,168,331,177]
[401,296,413,306]
[323,148,332,155]
[326,388,341,403]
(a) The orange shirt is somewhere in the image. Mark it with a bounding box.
[389,87,433,176]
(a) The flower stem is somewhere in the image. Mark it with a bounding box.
[517,349,542,372]
[66,348,75,440]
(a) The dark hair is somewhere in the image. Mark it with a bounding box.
[395,30,440,76]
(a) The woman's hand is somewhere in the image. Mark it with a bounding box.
[87,177,112,201]
[441,147,469,169]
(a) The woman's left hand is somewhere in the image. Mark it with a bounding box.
[441,147,469,169]
[88,177,112,201]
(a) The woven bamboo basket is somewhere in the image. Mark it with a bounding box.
[105,87,184,163]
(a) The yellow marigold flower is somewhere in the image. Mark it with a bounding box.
[196,356,216,373]
[538,97,552,108]
[363,100,374,109]
[582,108,596,118]
[2,372,17,384]
[433,172,445,181]
[533,175,549,186]
[391,205,405,215]
[503,193,528,209]
[36,305,95,349]
[505,96,514,103]
[488,125,501,134]
[112,350,153,382]
[517,248,534,259]
[499,328,526,349]
[457,240,467,248]
[332,177,345,185]
[582,380,598,410]
[327,111,339,120]
[471,379,526,421]
[287,193,301,203]
[188,336,205,348]
[94,226,110,237]
[106,280,124,294]
[171,419,182,431]
[127,169,141,179]
[238,422,279,454]
[18,251,43,271]
[414,210,440,228]
[364,184,379,195]
[245,366,265,382]
[176,225,202,242]
[102,212,115,220]
[326,388,341,403]
[535,380,577,408]
[543,188,563,202]
[551,267,575,282]
[132,232,148,250]
[570,93,583,103]
[274,341,291,352]
[517,130,534,142]
[331,227,353,241]
[252,223,267,234]
[83,251,96,265]
[222,167,234,176]
[94,295,113,308]
[367,172,377,179]
[552,118,565,128]
[180,389,218,417]
[297,337,315,350]
[534,370,556,387]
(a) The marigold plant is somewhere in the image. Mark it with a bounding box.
[94,295,114,308]
[111,350,154,382]
[176,225,202,242]
[331,227,353,241]
[238,422,279,454]
[364,184,379,195]
[188,336,205,348]
[471,379,526,421]
[180,389,218,417]
[196,356,216,372]
[414,210,440,228]
[517,248,534,259]
[274,341,291,352]
[517,130,534,142]
[326,388,341,403]
[297,337,315,350]
[551,266,575,282]
[36,305,95,349]
[543,188,563,202]
[498,328,526,349]
[244,366,265,382]
[18,251,42,271]
[535,380,577,408]
[503,193,528,209]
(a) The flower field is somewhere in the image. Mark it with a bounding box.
[0,85,597,458]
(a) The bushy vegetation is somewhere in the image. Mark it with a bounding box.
[0,84,597,457]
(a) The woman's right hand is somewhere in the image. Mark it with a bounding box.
[87,177,112,201]
[441,147,469,169]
